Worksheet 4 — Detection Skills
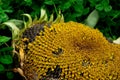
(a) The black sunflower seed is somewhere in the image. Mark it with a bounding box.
[22,23,46,42]
[52,48,63,55]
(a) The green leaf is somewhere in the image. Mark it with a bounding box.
[110,10,120,20]
[0,7,4,13]
[0,13,9,23]
[44,0,54,5]
[0,55,13,64]
[4,9,13,13]
[0,47,13,52]
[0,36,10,46]
[102,0,109,6]
[0,64,5,72]
[72,12,83,17]
[95,4,104,11]
[6,72,14,79]
[83,8,90,15]
[24,0,32,6]
[0,36,10,43]
[88,0,97,7]
[104,5,112,12]
[60,2,72,11]
[73,0,84,13]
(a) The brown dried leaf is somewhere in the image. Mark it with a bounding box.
[13,68,27,80]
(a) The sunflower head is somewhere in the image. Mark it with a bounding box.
[14,9,120,80]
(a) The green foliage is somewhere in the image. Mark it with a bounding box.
[0,54,13,64]
[6,72,14,79]
[0,47,13,53]
[44,0,90,21]
[95,0,112,12]
[0,35,14,79]
[0,64,5,72]
[0,0,120,39]
[0,0,13,23]
[0,36,11,46]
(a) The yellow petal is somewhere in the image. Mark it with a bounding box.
[113,37,120,44]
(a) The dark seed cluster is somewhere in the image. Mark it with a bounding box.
[42,65,62,80]
[52,48,63,55]
[22,23,45,42]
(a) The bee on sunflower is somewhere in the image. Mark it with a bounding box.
[2,9,120,80]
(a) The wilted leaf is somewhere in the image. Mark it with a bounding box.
[85,9,99,28]
[0,55,13,64]
[13,68,27,79]
[2,21,20,40]
[0,64,5,72]
[8,19,24,30]
[6,72,14,79]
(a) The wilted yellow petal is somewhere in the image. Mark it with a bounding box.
[113,37,120,44]
[19,48,25,67]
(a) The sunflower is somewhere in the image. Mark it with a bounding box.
[5,9,120,80]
